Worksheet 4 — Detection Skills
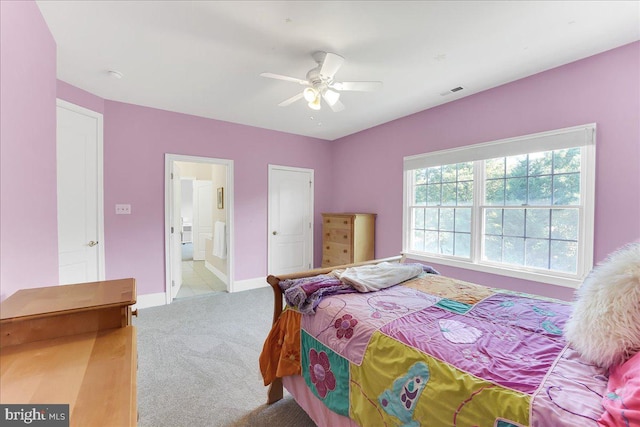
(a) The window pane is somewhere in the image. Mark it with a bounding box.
[551,209,578,241]
[441,183,457,206]
[553,173,580,205]
[425,208,439,230]
[414,185,426,205]
[506,154,528,177]
[427,166,442,184]
[413,208,425,230]
[454,233,471,258]
[550,240,577,273]
[440,208,455,232]
[485,179,505,205]
[424,231,438,253]
[484,209,503,235]
[412,229,425,252]
[503,209,525,236]
[526,209,550,239]
[525,239,549,269]
[505,177,527,205]
[503,237,525,266]
[554,148,581,174]
[442,164,457,182]
[486,158,505,179]
[484,235,502,262]
[457,162,474,181]
[455,208,471,233]
[439,232,454,255]
[405,131,590,282]
[457,181,473,205]
[528,151,552,176]
[427,184,441,206]
[528,176,552,205]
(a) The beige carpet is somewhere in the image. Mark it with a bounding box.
[134,287,316,427]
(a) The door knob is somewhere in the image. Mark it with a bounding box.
[272,231,277,235]
[88,240,98,247]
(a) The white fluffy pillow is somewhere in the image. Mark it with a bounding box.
[564,242,640,368]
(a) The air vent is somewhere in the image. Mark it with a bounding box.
[440,86,465,96]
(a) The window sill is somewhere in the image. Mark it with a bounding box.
[403,251,586,289]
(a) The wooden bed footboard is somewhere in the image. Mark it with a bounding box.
[264,255,404,404]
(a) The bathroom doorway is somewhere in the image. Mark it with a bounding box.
[165,154,233,304]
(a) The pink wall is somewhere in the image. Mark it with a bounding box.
[0,1,59,300]
[102,101,332,296]
[57,80,105,114]
[331,41,640,301]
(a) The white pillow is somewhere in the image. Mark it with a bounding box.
[564,242,640,368]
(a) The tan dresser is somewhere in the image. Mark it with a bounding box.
[0,278,137,426]
[321,213,376,267]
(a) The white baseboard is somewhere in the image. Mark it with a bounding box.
[134,292,167,310]
[232,277,268,293]
[205,261,228,284]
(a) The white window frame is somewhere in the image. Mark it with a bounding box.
[403,124,596,288]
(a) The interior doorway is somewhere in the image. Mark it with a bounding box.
[165,154,233,304]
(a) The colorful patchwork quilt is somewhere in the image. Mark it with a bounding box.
[260,273,609,427]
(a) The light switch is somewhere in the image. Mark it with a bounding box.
[115,204,131,215]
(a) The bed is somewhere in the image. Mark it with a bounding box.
[259,251,640,427]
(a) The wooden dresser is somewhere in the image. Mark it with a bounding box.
[0,278,137,426]
[321,213,376,267]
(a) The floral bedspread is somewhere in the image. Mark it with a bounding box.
[260,274,609,427]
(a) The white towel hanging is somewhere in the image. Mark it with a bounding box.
[213,221,227,259]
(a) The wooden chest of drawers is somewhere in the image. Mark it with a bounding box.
[321,213,376,267]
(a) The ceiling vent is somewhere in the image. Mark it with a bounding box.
[440,86,464,96]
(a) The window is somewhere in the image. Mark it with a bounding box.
[403,124,595,288]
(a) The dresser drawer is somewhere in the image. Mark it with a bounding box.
[322,242,352,266]
[324,228,352,245]
[323,215,353,229]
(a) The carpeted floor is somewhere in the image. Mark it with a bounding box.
[134,287,316,427]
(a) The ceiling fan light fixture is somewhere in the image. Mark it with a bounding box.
[303,87,318,102]
[322,89,340,106]
[308,96,321,110]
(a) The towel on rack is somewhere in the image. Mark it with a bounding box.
[213,221,227,259]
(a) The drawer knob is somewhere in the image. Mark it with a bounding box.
[326,233,330,237]
[327,219,331,223]
[343,235,347,239]
[343,221,348,224]
[343,250,347,253]
[326,246,330,250]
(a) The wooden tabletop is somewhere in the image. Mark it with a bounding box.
[0,278,136,321]
[0,326,137,426]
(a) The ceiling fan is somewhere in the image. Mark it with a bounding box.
[260,51,382,112]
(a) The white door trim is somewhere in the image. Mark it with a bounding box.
[164,154,234,304]
[56,98,105,281]
[267,164,314,275]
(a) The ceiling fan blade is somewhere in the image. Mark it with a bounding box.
[277,92,304,107]
[319,53,344,80]
[329,99,345,112]
[332,81,382,92]
[260,72,308,85]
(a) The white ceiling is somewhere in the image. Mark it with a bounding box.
[36,1,639,141]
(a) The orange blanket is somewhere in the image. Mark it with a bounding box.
[259,309,302,386]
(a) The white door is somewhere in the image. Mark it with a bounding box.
[170,163,183,299]
[192,181,213,260]
[268,166,313,275]
[56,100,104,285]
